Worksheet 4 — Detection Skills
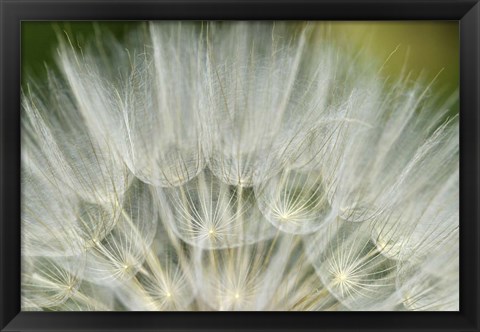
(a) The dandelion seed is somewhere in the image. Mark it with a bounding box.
[255,168,335,234]
[304,219,399,310]
[396,233,459,311]
[159,169,276,249]
[192,236,297,311]
[22,256,83,309]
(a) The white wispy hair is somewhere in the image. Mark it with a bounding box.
[21,21,458,311]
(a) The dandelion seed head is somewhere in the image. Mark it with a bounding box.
[21,21,459,312]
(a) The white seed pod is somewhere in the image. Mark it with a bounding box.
[204,22,313,187]
[57,23,207,188]
[396,233,459,311]
[22,78,131,207]
[304,219,399,310]
[116,23,207,187]
[264,240,341,311]
[21,166,83,257]
[22,255,84,309]
[115,260,196,311]
[22,139,122,257]
[22,166,120,257]
[192,234,298,311]
[255,168,335,234]
[370,128,459,261]
[47,280,115,311]
[158,170,277,249]
[329,77,457,223]
[77,180,158,285]
[114,219,196,311]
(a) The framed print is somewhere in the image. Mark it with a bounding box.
[1,0,479,331]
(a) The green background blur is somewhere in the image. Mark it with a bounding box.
[22,21,459,112]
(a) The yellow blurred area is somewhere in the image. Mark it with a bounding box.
[328,21,459,100]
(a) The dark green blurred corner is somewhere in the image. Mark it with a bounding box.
[21,21,139,85]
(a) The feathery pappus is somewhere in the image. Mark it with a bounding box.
[21,22,459,311]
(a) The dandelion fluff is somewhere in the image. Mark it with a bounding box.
[329,76,456,223]
[205,22,313,186]
[21,22,459,312]
[48,281,115,311]
[117,23,207,186]
[57,24,206,188]
[77,180,157,284]
[159,169,277,249]
[113,218,196,311]
[264,241,342,311]
[22,164,120,257]
[255,168,335,234]
[21,167,83,257]
[304,219,399,310]
[22,255,84,309]
[267,267,341,311]
[192,234,296,311]
[22,76,130,206]
[396,233,459,311]
[22,141,118,256]
[120,255,195,311]
[371,125,459,261]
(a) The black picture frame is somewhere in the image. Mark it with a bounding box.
[1,0,478,331]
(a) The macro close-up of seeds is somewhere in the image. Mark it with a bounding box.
[21,21,459,311]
